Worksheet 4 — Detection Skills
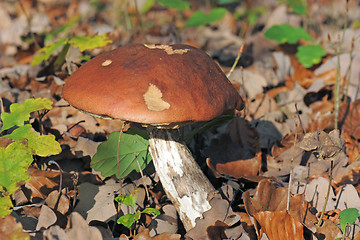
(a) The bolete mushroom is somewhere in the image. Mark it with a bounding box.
[62,43,244,231]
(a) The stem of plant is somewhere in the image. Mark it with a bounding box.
[48,160,63,193]
[117,122,126,187]
[316,160,334,227]
[226,44,244,79]
[287,119,298,212]
[134,152,150,200]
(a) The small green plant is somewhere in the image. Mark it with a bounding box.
[31,16,112,70]
[115,190,160,230]
[91,126,152,179]
[0,98,62,217]
[334,208,360,240]
[233,5,267,27]
[148,0,227,27]
[279,0,307,15]
[185,7,228,27]
[264,23,326,68]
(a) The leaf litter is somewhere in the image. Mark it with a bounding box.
[1,0,360,239]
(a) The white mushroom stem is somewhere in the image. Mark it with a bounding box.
[148,129,216,231]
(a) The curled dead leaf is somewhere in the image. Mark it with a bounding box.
[254,210,305,240]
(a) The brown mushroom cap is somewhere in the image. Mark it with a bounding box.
[62,43,244,126]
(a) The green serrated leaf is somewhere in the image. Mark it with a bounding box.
[339,208,360,233]
[264,24,312,44]
[0,188,12,218]
[0,140,33,198]
[4,125,61,157]
[296,44,326,68]
[114,190,138,209]
[1,98,53,132]
[185,8,228,27]
[157,0,190,10]
[31,37,68,66]
[68,33,112,52]
[91,127,152,179]
[141,208,160,216]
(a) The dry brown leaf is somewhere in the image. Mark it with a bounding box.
[314,219,342,240]
[204,132,261,179]
[45,190,71,215]
[254,210,305,240]
[243,179,318,228]
[340,100,360,140]
[226,118,260,156]
[207,152,261,179]
[186,198,242,240]
[44,212,103,240]
[0,215,30,240]
[134,229,181,240]
[308,97,334,132]
[245,93,280,121]
[289,55,315,89]
[343,132,360,164]
[36,205,57,231]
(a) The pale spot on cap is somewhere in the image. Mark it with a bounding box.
[101,59,112,66]
[144,44,190,55]
[143,84,170,111]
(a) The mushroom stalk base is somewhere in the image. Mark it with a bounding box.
[148,129,216,231]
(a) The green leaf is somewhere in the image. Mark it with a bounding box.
[1,98,53,132]
[114,190,138,209]
[0,140,33,197]
[218,0,240,4]
[31,37,68,66]
[264,24,312,44]
[157,0,190,10]
[0,193,13,218]
[91,127,152,179]
[185,8,228,27]
[141,0,156,13]
[68,33,112,52]
[296,44,326,68]
[339,208,360,233]
[286,0,307,15]
[117,212,141,228]
[4,125,61,157]
[141,208,160,216]
[45,15,80,42]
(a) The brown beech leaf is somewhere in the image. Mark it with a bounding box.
[289,55,315,89]
[204,134,261,179]
[243,179,318,228]
[43,212,103,240]
[133,229,181,240]
[0,215,30,240]
[206,152,261,179]
[226,118,260,156]
[314,219,342,240]
[254,210,305,240]
[186,198,242,240]
[340,100,360,140]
